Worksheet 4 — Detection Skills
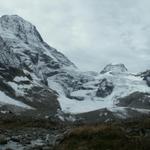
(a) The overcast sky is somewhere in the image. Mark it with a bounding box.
[0,0,150,72]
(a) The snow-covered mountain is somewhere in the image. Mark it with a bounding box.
[0,15,150,122]
[100,63,128,74]
[0,15,76,79]
[50,64,150,113]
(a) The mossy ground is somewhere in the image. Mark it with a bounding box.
[55,118,150,150]
[1,116,150,150]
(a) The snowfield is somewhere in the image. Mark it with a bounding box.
[48,70,150,114]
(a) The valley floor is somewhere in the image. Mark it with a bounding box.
[0,117,150,150]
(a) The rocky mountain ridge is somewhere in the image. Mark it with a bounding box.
[0,15,150,122]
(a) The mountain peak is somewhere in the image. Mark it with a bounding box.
[0,14,32,31]
[0,14,76,72]
[100,63,128,74]
[0,14,43,44]
[1,14,24,20]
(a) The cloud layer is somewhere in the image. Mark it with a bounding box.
[0,0,150,72]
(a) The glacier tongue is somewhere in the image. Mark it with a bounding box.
[48,66,150,114]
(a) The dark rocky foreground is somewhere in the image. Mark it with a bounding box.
[0,115,150,150]
[0,116,69,150]
[0,128,63,150]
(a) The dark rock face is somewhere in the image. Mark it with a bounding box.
[0,36,20,67]
[0,65,60,118]
[117,92,150,109]
[75,108,115,123]
[146,77,150,87]
[96,79,114,98]
[139,70,150,87]
[24,86,60,116]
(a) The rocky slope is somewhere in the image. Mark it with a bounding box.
[0,15,150,122]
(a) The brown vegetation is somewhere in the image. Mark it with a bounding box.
[55,118,150,150]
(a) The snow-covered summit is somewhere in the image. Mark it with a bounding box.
[0,15,43,44]
[0,15,76,80]
[100,63,128,74]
